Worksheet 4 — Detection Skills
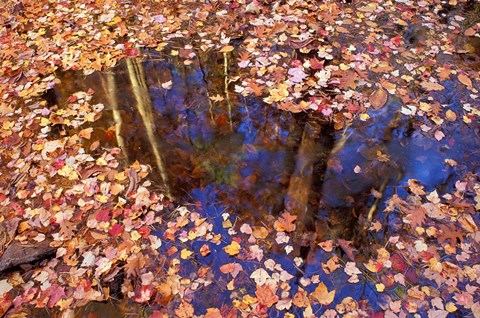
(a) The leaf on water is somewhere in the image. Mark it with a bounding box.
[292,288,310,308]
[457,73,472,87]
[223,241,241,256]
[369,88,388,109]
[420,81,445,91]
[338,239,357,261]
[250,268,269,286]
[273,212,297,232]
[255,284,279,307]
[310,282,335,306]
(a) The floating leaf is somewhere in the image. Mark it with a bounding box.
[223,241,241,256]
[310,282,335,306]
[457,73,472,87]
[369,88,388,109]
[420,81,445,91]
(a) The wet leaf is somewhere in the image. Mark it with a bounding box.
[369,88,388,109]
[310,282,335,306]
[420,81,445,91]
[273,212,297,232]
[256,284,278,307]
[223,241,241,256]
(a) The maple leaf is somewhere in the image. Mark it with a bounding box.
[250,268,270,286]
[256,285,279,308]
[310,282,335,306]
[273,212,297,232]
[292,288,310,308]
[420,81,445,91]
[223,241,241,256]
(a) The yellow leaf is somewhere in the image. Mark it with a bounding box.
[180,249,193,259]
[310,282,335,305]
[445,109,457,121]
[252,226,269,239]
[224,241,241,256]
[375,283,385,292]
[106,16,122,26]
[131,230,141,241]
[265,83,289,103]
[446,302,457,312]
[220,45,234,53]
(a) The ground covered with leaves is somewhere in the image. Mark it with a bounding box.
[0,0,480,317]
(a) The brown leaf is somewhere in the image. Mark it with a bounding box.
[338,239,357,261]
[369,88,388,109]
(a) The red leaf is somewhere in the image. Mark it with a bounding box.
[390,254,407,272]
[108,223,124,236]
[125,48,139,57]
[96,209,110,222]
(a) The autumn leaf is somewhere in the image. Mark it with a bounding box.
[273,212,297,232]
[255,285,279,307]
[337,239,357,261]
[310,282,335,306]
[175,301,194,318]
[264,83,289,103]
[369,88,388,109]
[223,241,241,256]
[292,288,310,308]
[420,81,445,91]
[220,263,243,278]
[457,73,472,87]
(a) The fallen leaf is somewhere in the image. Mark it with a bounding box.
[310,282,335,306]
[369,88,388,109]
[457,73,472,87]
[256,284,279,307]
[273,212,297,232]
[420,81,445,91]
[224,241,241,256]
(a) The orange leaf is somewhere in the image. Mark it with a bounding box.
[255,284,279,307]
[310,282,335,306]
[292,287,310,308]
[369,88,388,109]
[273,212,297,232]
[457,73,472,87]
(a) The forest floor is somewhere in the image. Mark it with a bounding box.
[0,0,480,317]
